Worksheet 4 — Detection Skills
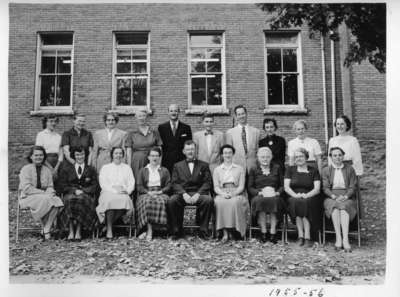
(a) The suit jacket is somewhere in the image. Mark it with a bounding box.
[136,166,171,195]
[171,159,211,195]
[193,129,224,174]
[225,125,260,172]
[158,121,192,173]
[57,162,99,196]
[322,164,357,199]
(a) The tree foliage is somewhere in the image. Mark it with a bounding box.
[258,3,386,73]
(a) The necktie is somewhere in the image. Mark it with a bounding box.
[78,165,82,175]
[172,122,177,136]
[36,166,42,189]
[241,126,248,154]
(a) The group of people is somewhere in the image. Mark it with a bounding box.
[18,103,363,252]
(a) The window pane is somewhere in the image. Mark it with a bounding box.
[56,76,71,106]
[41,33,73,45]
[191,62,205,73]
[265,32,298,45]
[207,75,222,105]
[116,33,148,45]
[40,76,56,106]
[41,54,56,74]
[191,48,206,59]
[191,76,206,105]
[283,74,298,104]
[132,49,147,60]
[132,63,147,73]
[132,78,147,105]
[117,50,131,73]
[190,35,222,46]
[206,48,221,72]
[267,74,283,105]
[116,78,132,106]
[283,49,297,72]
[56,52,71,73]
[267,49,281,72]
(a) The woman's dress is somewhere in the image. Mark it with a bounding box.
[213,163,249,237]
[96,162,135,224]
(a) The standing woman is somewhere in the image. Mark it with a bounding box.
[258,118,286,171]
[248,147,285,243]
[35,115,63,177]
[126,109,162,179]
[288,120,322,173]
[92,112,127,172]
[213,144,248,241]
[96,147,135,239]
[136,147,171,240]
[58,147,99,241]
[19,146,64,240]
[284,148,321,247]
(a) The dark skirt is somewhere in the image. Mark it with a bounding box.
[251,195,285,220]
[59,193,97,231]
[46,153,59,168]
[287,193,322,230]
[136,193,168,231]
[324,189,357,221]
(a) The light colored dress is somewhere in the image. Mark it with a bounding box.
[328,135,363,176]
[287,137,322,162]
[19,163,63,222]
[92,128,127,172]
[213,163,249,237]
[96,162,135,224]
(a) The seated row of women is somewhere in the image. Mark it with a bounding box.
[19,142,358,252]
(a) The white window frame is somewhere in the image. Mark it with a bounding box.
[34,32,74,112]
[264,30,304,112]
[111,32,151,113]
[187,32,227,114]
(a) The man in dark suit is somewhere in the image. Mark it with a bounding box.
[158,104,192,173]
[167,140,213,240]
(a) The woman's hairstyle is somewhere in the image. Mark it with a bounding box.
[201,112,214,121]
[27,145,47,163]
[219,144,235,155]
[292,119,308,131]
[257,146,273,157]
[148,146,162,157]
[103,112,119,124]
[135,109,148,117]
[73,113,86,120]
[70,146,86,160]
[110,146,125,159]
[294,147,309,160]
[329,146,345,157]
[335,115,352,131]
[234,104,247,115]
[263,118,278,130]
[41,115,59,129]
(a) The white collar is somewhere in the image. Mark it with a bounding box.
[145,164,160,171]
[44,128,56,134]
[75,163,85,169]
[237,123,248,129]
[332,163,344,170]
[170,120,179,127]
[221,162,237,170]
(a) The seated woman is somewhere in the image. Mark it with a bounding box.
[18,146,64,240]
[248,147,284,243]
[57,147,98,241]
[322,147,357,252]
[213,144,248,242]
[284,148,321,247]
[96,147,135,240]
[136,147,171,240]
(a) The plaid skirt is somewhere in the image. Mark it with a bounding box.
[136,193,168,231]
[58,193,97,231]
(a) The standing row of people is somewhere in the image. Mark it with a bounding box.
[19,104,363,251]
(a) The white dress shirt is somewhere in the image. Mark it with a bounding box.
[146,164,161,187]
[75,163,85,179]
[35,129,62,160]
[332,164,346,189]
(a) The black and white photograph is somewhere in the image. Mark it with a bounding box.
[1,0,398,296]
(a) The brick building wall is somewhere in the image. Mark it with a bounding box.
[8,3,386,189]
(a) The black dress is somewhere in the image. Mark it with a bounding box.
[258,134,286,171]
[248,164,286,221]
[285,166,322,231]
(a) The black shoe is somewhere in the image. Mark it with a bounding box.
[270,233,278,244]
[297,237,305,246]
[198,230,209,240]
[304,239,314,248]
[259,233,268,243]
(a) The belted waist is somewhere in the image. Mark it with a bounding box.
[148,186,161,191]
[222,182,236,188]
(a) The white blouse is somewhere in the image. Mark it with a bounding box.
[288,137,322,161]
[99,162,135,194]
[332,165,346,189]
[328,135,363,176]
[35,129,62,158]
[146,164,161,187]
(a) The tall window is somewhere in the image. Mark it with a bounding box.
[265,31,303,108]
[113,32,150,109]
[189,33,225,109]
[35,32,74,110]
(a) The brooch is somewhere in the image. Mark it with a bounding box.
[268,141,273,146]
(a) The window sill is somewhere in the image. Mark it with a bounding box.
[263,107,309,115]
[30,109,75,116]
[185,107,230,115]
[109,108,153,115]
